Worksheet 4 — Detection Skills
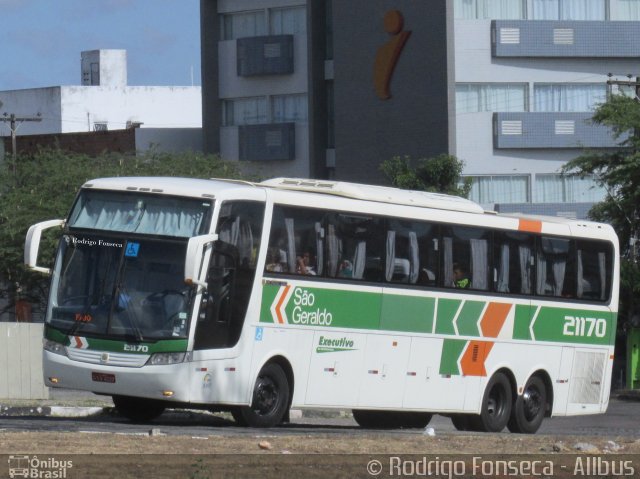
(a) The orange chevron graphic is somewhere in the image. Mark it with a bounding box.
[460,340,494,376]
[480,302,512,338]
[274,285,291,324]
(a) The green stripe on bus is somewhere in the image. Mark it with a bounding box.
[440,339,466,375]
[44,325,187,353]
[435,299,460,335]
[513,304,532,340]
[380,294,435,333]
[456,301,485,337]
[532,307,612,345]
[258,283,615,347]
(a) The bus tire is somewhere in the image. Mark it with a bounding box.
[112,395,165,423]
[235,362,290,428]
[471,372,512,432]
[352,410,432,429]
[507,376,547,434]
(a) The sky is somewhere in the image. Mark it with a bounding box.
[0,0,202,91]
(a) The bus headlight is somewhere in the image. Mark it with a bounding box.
[43,339,67,357]
[147,352,187,366]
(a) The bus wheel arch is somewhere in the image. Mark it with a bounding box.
[507,370,552,434]
[233,356,293,428]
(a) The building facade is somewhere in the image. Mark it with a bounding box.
[200,0,640,215]
[0,50,202,152]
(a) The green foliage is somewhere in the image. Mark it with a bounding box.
[561,94,640,320]
[0,148,244,314]
[380,154,471,198]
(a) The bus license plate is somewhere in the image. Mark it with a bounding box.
[92,372,116,383]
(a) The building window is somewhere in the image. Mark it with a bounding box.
[530,0,605,20]
[221,10,266,40]
[534,84,606,112]
[270,6,306,35]
[271,94,308,123]
[534,174,607,203]
[455,0,525,19]
[613,0,640,20]
[456,83,527,113]
[222,97,267,126]
[466,175,530,204]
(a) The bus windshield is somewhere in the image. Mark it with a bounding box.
[68,189,212,238]
[47,233,193,341]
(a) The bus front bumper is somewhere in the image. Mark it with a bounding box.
[43,350,192,403]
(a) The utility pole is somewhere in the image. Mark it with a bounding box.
[0,112,42,174]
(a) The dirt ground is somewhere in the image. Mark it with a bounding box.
[1,431,639,478]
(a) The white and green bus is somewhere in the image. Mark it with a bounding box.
[25,177,619,432]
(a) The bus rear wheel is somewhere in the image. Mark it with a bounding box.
[507,376,547,434]
[112,395,166,423]
[352,410,432,429]
[470,372,512,432]
[233,363,290,428]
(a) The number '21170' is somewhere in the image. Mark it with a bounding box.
[563,315,607,338]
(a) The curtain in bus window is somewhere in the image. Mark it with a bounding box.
[470,238,488,290]
[315,222,324,276]
[353,241,366,280]
[327,224,340,277]
[409,232,420,284]
[598,252,606,300]
[284,218,296,273]
[385,231,396,282]
[519,245,532,294]
[552,259,566,296]
[536,251,548,295]
[577,249,584,298]
[496,243,510,293]
[443,237,453,287]
[219,216,239,245]
[237,221,254,267]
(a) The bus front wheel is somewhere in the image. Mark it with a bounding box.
[233,362,290,428]
[507,376,547,434]
[112,395,166,423]
[471,372,512,432]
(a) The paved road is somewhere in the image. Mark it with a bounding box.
[1,398,638,438]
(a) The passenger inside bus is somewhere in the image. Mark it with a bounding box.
[453,263,470,289]
[296,249,317,275]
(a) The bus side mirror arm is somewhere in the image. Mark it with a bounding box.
[24,219,65,275]
[184,233,218,291]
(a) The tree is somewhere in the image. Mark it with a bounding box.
[380,154,471,197]
[0,148,245,318]
[561,94,640,325]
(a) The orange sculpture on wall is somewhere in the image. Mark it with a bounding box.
[374,10,411,100]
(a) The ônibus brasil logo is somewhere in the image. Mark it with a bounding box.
[270,286,333,326]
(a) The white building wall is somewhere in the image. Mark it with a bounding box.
[0,87,62,136]
[59,86,202,133]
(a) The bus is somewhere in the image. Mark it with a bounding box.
[25,177,619,432]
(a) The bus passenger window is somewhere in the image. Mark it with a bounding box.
[493,231,534,295]
[266,205,325,276]
[535,237,573,298]
[442,226,489,291]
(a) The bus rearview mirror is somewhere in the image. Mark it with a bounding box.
[24,219,65,275]
[184,233,218,290]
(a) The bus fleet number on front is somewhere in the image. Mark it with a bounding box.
[563,315,607,338]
